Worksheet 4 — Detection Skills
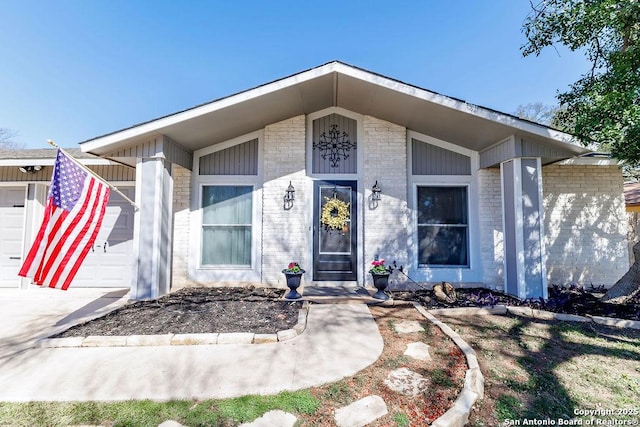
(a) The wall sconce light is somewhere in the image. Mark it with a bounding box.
[371,180,381,201]
[283,181,295,210]
[19,165,42,174]
[284,181,295,202]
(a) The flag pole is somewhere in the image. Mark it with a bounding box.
[47,140,139,210]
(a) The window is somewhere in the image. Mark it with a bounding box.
[201,185,252,266]
[417,186,469,267]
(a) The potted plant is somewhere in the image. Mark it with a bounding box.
[369,259,391,300]
[282,262,305,299]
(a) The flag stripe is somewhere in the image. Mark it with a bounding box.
[18,149,111,290]
[49,182,107,289]
[18,203,54,278]
[39,178,98,285]
[61,188,109,290]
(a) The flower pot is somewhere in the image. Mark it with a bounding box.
[282,269,305,299]
[371,273,390,300]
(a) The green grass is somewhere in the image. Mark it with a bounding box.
[0,390,320,427]
[429,369,456,388]
[393,411,410,426]
[495,394,522,421]
[321,381,353,405]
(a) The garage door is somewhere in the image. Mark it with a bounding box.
[0,187,26,288]
[72,187,135,288]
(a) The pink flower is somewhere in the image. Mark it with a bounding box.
[288,262,297,269]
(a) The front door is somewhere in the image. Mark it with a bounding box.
[313,180,357,281]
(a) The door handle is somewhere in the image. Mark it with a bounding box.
[103,241,108,253]
[9,256,21,260]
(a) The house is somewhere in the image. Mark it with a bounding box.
[1,62,629,299]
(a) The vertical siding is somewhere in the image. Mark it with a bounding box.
[88,165,136,181]
[312,113,358,174]
[480,138,515,168]
[411,139,471,175]
[0,167,52,182]
[199,139,258,175]
[104,135,193,171]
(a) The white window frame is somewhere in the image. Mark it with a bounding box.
[189,131,263,283]
[200,184,254,268]
[407,130,482,283]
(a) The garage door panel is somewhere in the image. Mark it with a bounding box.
[71,187,135,288]
[0,187,25,288]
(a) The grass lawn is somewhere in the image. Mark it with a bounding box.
[1,311,639,426]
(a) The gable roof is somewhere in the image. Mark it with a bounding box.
[80,61,590,158]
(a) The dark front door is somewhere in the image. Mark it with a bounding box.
[313,180,357,281]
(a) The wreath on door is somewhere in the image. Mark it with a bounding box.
[321,196,350,231]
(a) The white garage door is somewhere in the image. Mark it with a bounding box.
[72,187,135,288]
[0,187,26,288]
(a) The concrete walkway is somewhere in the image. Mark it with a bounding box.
[0,288,383,402]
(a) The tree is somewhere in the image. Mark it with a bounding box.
[522,0,640,163]
[513,102,559,126]
[0,128,21,149]
[523,1,640,303]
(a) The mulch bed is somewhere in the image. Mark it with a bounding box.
[391,285,640,321]
[55,287,302,337]
[55,284,639,339]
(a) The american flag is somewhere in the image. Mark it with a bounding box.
[19,149,111,290]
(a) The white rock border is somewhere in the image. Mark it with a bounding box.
[412,303,484,427]
[410,302,640,427]
[37,301,310,348]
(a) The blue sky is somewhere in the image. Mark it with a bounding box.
[1,0,589,149]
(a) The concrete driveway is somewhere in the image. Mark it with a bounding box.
[0,287,383,402]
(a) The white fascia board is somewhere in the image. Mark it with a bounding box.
[80,63,341,154]
[556,157,621,166]
[80,61,582,154]
[332,63,581,148]
[0,158,114,166]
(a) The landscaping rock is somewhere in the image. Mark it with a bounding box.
[217,332,255,344]
[433,281,457,303]
[384,367,429,396]
[404,342,431,361]
[171,333,218,345]
[81,335,127,347]
[252,333,278,344]
[334,395,388,427]
[239,410,296,427]
[158,421,185,427]
[394,320,425,334]
[126,334,173,346]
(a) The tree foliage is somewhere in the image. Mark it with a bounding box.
[514,102,559,125]
[522,0,640,163]
[0,128,21,149]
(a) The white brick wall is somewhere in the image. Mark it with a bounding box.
[262,115,308,285]
[171,164,191,289]
[542,164,629,286]
[478,168,504,288]
[362,116,409,284]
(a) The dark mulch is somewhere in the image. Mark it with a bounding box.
[55,287,302,337]
[392,285,640,321]
[55,284,639,339]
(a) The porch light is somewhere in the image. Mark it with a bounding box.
[284,181,295,202]
[18,165,42,174]
[371,180,381,201]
